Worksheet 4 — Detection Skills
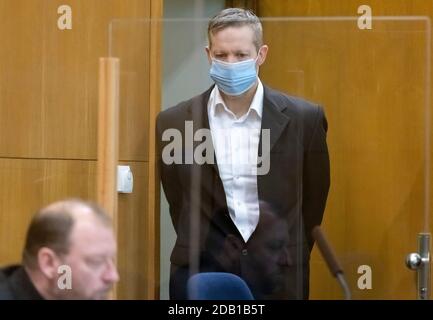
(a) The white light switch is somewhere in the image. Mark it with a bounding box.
[117,165,133,193]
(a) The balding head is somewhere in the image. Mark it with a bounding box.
[23,199,111,270]
[22,199,118,300]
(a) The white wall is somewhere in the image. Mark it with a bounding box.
[160,0,225,299]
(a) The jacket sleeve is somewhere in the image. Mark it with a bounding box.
[302,106,330,250]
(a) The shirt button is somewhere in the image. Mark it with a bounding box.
[242,249,248,256]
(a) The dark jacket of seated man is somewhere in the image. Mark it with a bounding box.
[0,265,43,300]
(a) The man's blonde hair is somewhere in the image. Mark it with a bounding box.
[208,8,263,51]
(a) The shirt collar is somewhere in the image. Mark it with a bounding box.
[209,79,264,119]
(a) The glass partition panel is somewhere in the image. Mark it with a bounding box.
[109,16,430,300]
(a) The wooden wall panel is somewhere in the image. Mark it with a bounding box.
[0,158,96,264]
[225,0,258,12]
[0,1,44,157]
[117,161,149,299]
[0,0,162,300]
[258,0,432,299]
[110,18,151,162]
[259,0,433,17]
[0,0,151,160]
[146,0,163,299]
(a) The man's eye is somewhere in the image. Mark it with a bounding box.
[87,259,104,267]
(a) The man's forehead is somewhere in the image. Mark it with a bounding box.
[71,217,110,235]
[70,206,96,220]
[210,25,255,43]
[68,220,114,251]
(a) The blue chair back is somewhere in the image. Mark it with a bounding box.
[187,272,254,300]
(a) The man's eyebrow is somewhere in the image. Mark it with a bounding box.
[84,254,106,260]
[231,49,250,53]
[213,50,249,54]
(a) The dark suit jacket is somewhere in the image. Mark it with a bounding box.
[157,85,330,299]
[0,265,44,300]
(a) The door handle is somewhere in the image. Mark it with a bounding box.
[405,233,430,300]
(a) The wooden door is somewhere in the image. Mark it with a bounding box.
[258,0,432,299]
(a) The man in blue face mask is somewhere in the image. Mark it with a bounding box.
[205,9,268,116]
[157,8,330,300]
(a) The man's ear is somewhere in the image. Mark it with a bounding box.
[37,247,61,279]
[205,46,212,64]
[257,45,269,66]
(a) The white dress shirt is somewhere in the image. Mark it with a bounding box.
[207,80,263,242]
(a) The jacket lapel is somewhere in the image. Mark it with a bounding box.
[189,85,220,175]
[259,86,291,155]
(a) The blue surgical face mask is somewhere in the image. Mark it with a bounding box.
[209,54,259,96]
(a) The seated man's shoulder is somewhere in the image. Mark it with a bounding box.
[0,265,21,300]
[0,265,21,280]
[0,265,43,300]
